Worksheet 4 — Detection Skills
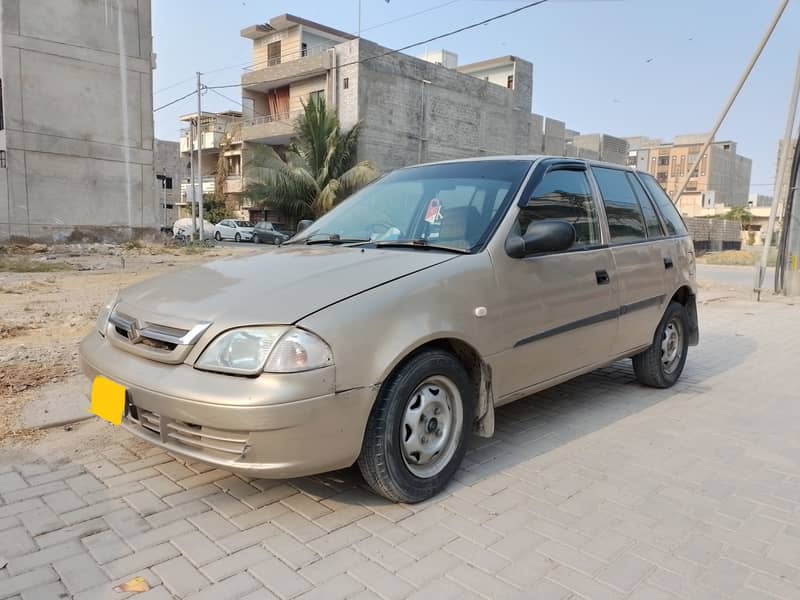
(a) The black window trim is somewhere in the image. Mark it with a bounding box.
[508,158,608,258]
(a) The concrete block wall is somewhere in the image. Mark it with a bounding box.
[0,0,155,242]
[685,217,743,252]
[543,117,565,156]
[353,40,533,171]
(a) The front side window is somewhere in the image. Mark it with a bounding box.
[592,167,647,244]
[235,221,253,227]
[638,173,689,236]
[292,160,532,252]
[515,169,600,249]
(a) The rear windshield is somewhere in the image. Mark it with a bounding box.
[637,173,688,237]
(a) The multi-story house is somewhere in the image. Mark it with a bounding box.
[178,111,245,218]
[626,134,752,217]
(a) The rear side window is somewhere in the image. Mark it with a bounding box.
[592,167,646,244]
[638,173,688,236]
[626,173,664,238]
[517,169,601,249]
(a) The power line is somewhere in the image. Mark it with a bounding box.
[154,89,197,112]
[362,0,462,33]
[207,0,552,91]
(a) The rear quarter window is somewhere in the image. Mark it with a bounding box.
[638,173,689,237]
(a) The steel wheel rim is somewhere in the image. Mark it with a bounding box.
[400,376,463,478]
[661,319,684,374]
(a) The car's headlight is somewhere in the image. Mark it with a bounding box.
[96,293,118,337]
[195,327,333,375]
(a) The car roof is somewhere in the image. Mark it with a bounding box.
[396,155,639,174]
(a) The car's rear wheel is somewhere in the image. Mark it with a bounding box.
[214,231,222,241]
[632,301,689,388]
[234,233,241,243]
[358,349,474,503]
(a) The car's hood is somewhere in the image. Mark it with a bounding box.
[116,246,457,326]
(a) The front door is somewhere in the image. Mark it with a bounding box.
[590,166,669,355]
[489,164,619,403]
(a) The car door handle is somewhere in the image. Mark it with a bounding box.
[664,257,674,270]
[595,270,610,285]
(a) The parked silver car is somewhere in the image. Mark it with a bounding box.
[81,157,698,502]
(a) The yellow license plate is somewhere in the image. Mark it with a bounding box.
[90,376,126,425]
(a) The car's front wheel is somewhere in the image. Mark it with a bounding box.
[358,349,474,503]
[214,231,222,241]
[632,301,689,388]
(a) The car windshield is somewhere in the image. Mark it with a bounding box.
[272,223,289,231]
[292,160,532,252]
[235,221,253,227]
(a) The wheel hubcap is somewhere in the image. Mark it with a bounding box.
[661,320,683,374]
[400,376,463,478]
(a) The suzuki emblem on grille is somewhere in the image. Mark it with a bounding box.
[124,322,143,344]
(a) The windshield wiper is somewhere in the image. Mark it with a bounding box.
[286,233,371,246]
[373,239,471,254]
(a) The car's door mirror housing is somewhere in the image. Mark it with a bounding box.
[506,220,576,258]
[297,219,313,233]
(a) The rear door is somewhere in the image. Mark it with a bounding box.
[590,166,668,355]
[490,163,619,401]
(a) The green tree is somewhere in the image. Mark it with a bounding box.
[724,206,752,230]
[245,95,379,220]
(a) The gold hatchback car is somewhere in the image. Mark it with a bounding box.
[80,156,698,502]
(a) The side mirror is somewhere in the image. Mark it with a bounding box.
[297,219,313,233]
[506,221,576,258]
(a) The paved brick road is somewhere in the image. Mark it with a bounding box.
[2,296,800,599]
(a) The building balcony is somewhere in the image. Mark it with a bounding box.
[240,111,303,144]
[179,129,226,154]
[180,177,216,200]
[242,49,333,92]
[224,176,244,194]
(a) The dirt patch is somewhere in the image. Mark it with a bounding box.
[698,249,776,267]
[0,241,257,443]
[0,256,74,272]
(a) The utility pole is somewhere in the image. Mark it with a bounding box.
[162,174,167,230]
[785,145,800,295]
[673,0,788,211]
[197,72,205,242]
[756,51,800,297]
[189,118,197,240]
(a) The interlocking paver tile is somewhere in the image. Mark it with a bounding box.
[81,529,132,564]
[249,556,313,599]
[53,553,108,595]
[152,556,211,598]
[171,530,225,567]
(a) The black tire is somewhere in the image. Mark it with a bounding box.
[358,349,474,503]
[632,301,689,388]
[234,233,241,243]
[271,237,278,245]
[214,231,222,241]
[252,234,260,244]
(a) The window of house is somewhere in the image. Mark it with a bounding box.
[267,41,282,66]
[343,77,349,90]
[626,173,664,238]
[515,169,600,249]
[0,151,6,169]
[309,90,324,104]
[658,156,670,166]
[639,172,688,236]
[156,174,173,189]
[592,167,647,243]
[301,42,308,57]
[507,75,514,89]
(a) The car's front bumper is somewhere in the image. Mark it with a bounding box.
[79,332,375,478]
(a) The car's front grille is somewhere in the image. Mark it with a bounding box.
[106,305,210,364]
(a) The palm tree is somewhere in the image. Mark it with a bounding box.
[245,95,379,220]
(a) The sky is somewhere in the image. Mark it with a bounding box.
[152,0,800,196]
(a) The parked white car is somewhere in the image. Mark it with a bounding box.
[214,220,255,242]
[172,218,214,239]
